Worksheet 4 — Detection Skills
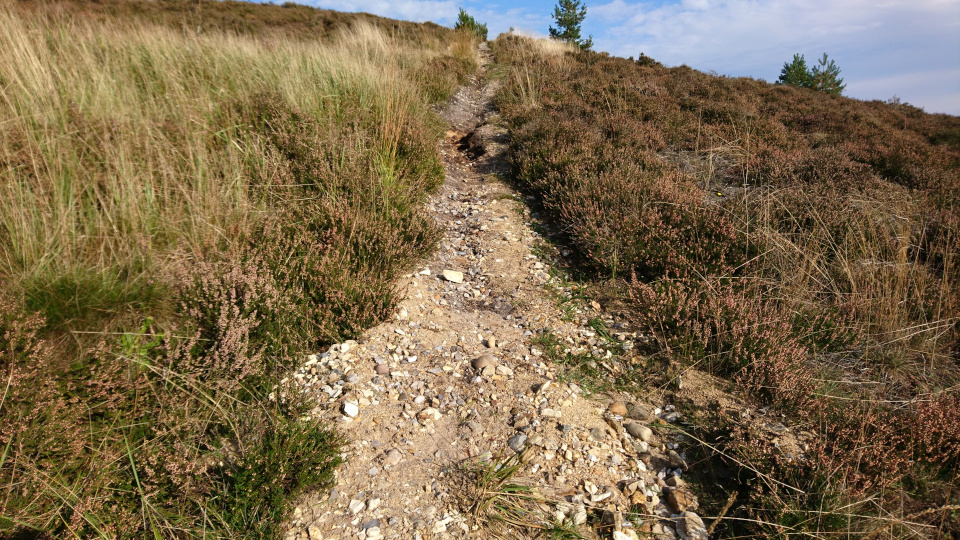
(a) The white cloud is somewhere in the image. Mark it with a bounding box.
[305,0,459,24]
[587,0,960,114]
[846,68,960,115]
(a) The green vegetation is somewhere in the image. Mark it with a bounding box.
[0,1,478,536]
[493,33,960,537]
[455,8,488,41]
[779,52,846,95]
[549,0,593,50]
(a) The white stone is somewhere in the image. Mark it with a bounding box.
[348,499,365,514]
[342,401,359,418]
[442,270,464,283]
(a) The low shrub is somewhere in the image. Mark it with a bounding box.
[493,33,960,536]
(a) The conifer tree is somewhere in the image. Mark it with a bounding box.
[777,52,845,96]
[810,53,845,95]
[777,53,812,88]
[549,0,592,49]
[454,8,487,40]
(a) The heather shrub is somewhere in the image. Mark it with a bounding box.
[0,4,467,536]
[494,33,960,535]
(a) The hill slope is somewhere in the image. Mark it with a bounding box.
[493,34,960,538]
[0,1,477,536]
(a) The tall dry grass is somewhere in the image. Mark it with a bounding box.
[0,4,477,537]
[0,8,461,335]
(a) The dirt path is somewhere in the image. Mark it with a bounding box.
[283,44,709,540]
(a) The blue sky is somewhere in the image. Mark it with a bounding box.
[303,0,960,115]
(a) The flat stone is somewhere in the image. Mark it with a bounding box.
[608,401,628,416]
[666,449,688,469]
[307,525,323,540]
[572,504,587,525]
[442,270,464,283]
[508,434,528,453]
[627,403,653,422]
[678,511,708,540]
[348,499,365,514]
[384,448,402,466]
[667,489,693,512]
[360,519,380,531]
[625,422,653,442]
[472,354,498,370]
[540,408,561,419]
[589,427,605,441]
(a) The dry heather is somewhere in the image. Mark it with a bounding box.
[493,34,960,537]
[0,2,478,536]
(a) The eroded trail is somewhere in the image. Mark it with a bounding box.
[284,44,708,540]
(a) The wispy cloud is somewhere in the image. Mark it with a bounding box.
[303,0,459,24]
[588,0,960,113]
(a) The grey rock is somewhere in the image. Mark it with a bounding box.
[678,511,708,540]
[572,504,587,526]
[627,403,653,422]
[472,354,498,370]
[626,422,653,442]
[589,427,605,441]
[384,448,402,466]
[662,411,680,423]
[508,434,528,453]
[666,449,688,469]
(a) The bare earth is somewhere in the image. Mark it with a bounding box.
[282,44,744,540]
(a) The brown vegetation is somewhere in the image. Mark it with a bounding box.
[493,34,960,537]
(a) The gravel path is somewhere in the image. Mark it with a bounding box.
[284,44,709,540]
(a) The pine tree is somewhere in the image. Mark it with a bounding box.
[777,53,846,96]
[810,53,845,95]
[777,54,812,88]
[549,0,593,50]
[454,8,487,40]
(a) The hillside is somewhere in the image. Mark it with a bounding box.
[0,0,477,536]
[492,34,960,538]
[1,2,958,539]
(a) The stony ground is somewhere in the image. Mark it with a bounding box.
[282,44,716,540]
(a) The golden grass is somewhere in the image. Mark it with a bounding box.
[0,4,477,536]
[0,6,466,333]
